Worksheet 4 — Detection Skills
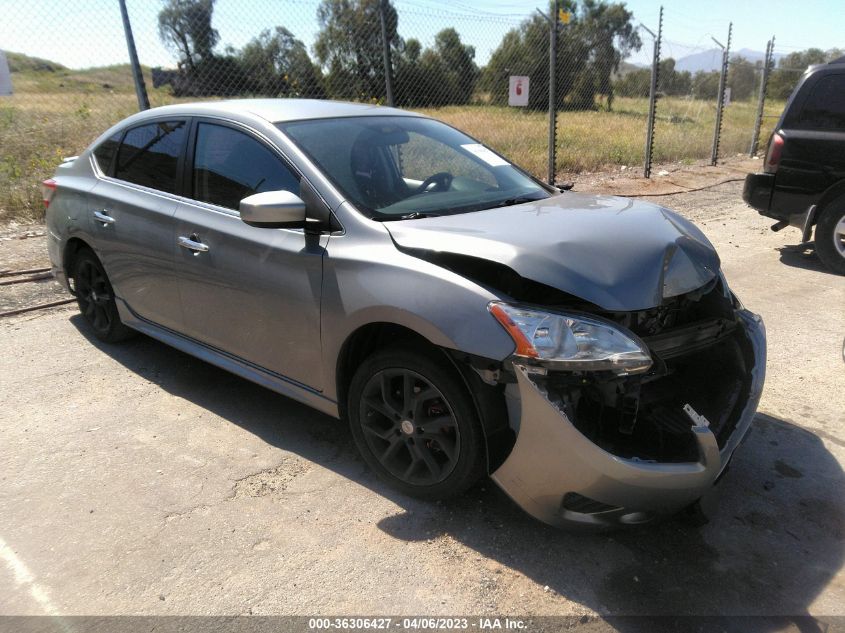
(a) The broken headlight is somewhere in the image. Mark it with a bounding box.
[488,301,652,375]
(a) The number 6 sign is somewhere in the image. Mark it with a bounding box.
[508,76,529,107]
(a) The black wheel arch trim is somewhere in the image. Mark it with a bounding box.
[443,349,514,473]
[815,182,845,224]
[62,236,99,295]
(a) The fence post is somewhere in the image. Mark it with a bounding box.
[642,6,662,179]
[379,0,395,106]
[118,0,149,111]
[710,22,732,166]
[749,36,774,157]
[547,3,559,185]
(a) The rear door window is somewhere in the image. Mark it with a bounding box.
[798,74,845,130]
[191,123,299,211]
[114,121,186,194]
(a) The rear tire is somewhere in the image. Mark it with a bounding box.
[72,249,134,343]
[815,202,845,275]
[347,346,486,501]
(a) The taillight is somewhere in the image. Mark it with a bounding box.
[764,133,784,173]
[41,178,57,208]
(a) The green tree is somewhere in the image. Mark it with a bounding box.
[157,0,219,72]
[691,70,720,100]
[768,48,844,100]
[241,27,325,97]
[613,67,650,98]
[614,58,694,99]
[480,0,640,111]
[573,0,641,110]
[314,0,399,101]
[659,58,691,96]
[727,55,757,101]
[157,0,248,96]
[395,29,478,107]
[395,39,422,105]
[480,6,585,110]
[433,28,478,104]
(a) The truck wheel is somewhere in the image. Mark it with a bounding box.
[815,203,845,275]
[347,347,486,500]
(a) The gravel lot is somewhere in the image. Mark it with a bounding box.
[1,175,843,629]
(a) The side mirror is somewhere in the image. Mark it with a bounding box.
[239,190,307,228]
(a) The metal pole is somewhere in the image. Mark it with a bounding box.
[379,0,395,106]
[749,36,774,156]
[643,6,662,178]
[710,22,731,166]
[118,0,150,111]
[547,3,559,185]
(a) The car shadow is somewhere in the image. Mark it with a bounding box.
[777,242,839,275]
[70,316,844,630]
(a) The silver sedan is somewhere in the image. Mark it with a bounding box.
[43,99,765,529]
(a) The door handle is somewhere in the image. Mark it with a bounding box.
[178,235,209,254]
[93,210,115,225]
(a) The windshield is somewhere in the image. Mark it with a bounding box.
[278,116,552,219]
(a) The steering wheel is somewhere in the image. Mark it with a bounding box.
[416,172,453,193]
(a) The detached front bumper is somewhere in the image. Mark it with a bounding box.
[491,310,766,529]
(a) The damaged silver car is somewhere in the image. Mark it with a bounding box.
[44,100,766,529]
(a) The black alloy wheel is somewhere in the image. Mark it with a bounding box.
[348,347,486,500]
[73,249,133,343]
[359,367,460,486]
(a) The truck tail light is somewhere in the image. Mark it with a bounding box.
[41,179,57,208]
[764,133,784,173]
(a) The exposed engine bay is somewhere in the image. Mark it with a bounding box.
[527,275,756,463]
[442,258,758,466]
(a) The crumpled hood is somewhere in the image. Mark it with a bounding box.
[385,192,720,311]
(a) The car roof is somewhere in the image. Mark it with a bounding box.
[133,99,424,124]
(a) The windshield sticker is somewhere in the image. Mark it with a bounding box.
[460,143,510,167]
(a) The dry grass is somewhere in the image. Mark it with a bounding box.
[0,86,182,223]
[422,95,783,177]
[1,74,784,222]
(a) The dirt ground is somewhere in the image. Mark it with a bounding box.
[1,162,844,630]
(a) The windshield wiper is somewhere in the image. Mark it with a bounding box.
[375,211,441,221]
[491,195,543,209]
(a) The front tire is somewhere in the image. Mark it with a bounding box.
[347,347,486,500]
[73,249,134,343]
[815,202,845,275]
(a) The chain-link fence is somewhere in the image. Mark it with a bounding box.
[0,0,830,222]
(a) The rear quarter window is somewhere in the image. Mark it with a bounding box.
[798,74,845,130]
[93,132,121,176]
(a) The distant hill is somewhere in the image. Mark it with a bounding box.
[675,47,784,73]
[5,51,67,73]
[2,51,147,93]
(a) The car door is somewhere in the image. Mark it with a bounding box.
[173,119,326,391]
[88,119,188,331]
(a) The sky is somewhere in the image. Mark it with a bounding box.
[0,0,840,71]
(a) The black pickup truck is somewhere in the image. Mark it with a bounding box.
[743,56,845,274]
